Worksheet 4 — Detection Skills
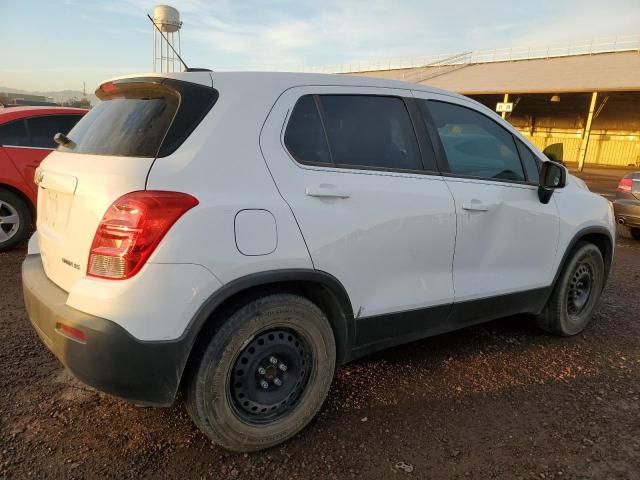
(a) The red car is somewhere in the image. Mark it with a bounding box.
[0,106,87,250]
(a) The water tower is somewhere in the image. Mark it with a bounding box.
[151,5,183,72]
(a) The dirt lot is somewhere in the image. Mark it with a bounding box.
[2,190,640,479]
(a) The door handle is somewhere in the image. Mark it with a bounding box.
[462,200,490,212]
[305,185,350,199]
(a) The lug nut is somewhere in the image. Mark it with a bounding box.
[257,367,266,375]
[273,378,282,386]
[278,363,287,372]
[269,356,278,365]
[260,380,269,389]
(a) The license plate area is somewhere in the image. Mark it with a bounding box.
[40,188,73,234]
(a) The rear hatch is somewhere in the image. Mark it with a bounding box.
[36,76,217,291]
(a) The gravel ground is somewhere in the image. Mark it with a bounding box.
[1,219,639,479]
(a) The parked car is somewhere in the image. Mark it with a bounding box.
[0,106,87,250]
[613,172,640,240]
[22,72,615,452]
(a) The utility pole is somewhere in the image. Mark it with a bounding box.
[501,93,509,119]
[577,91,598,172]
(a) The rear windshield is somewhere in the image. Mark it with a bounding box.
[58,78,218,158]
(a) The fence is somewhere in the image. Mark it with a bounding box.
[519,128,640,167]
[306,34,640,74]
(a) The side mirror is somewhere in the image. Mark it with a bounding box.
[538,161,566,204]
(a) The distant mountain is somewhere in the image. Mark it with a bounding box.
[0,86,97,105]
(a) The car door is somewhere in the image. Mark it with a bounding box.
[0,119,41,195]
[260,86,457,348]
[413,91,560,304]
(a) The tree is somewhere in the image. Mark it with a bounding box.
[62,97,91,109]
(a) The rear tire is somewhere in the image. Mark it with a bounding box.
[0,190,32,252]
[536,242,605,336]
[184,293,336,452]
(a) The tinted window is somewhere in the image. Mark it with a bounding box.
[515,139,540,183]
[426,101,525,182]
[27,115,82,148]
[59,79,217,158]
[0,120,29,147]
[319,95,422,171]
[284,95,330,164]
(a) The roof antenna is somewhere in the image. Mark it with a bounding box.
[147,11,189,71]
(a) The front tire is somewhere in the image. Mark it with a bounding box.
[184,293,336,452]
[0,190,32,252]
[536,242,605,336]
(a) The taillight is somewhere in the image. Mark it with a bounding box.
[87,191,198,280]
[618,178,633,193]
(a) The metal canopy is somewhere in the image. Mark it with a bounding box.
[416,51,640,94]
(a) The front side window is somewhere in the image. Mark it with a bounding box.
[0,120,29,147]
[425,101,525,182]
[284,94,423,172]
[515,139,540,184]
[27,115,83,148]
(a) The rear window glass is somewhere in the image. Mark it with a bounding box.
[27,115,83,148]
[59,79,218,158]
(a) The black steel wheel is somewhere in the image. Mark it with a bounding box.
[229,328,312,424]
[537,242,605,336]
[184,293,336,452]
[567,262,593,317]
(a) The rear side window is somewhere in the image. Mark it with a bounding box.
[425,101,525,182]
[284,94,422,172]
[0,120,29,147]
[27,115,83,148]
[515,139,540,184]
[284,95,331,164]
[59,79,218,158]
[319,95,422,171]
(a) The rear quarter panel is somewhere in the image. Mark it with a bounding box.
[145,77,314,282]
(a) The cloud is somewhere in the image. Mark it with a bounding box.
[4,0,640,91]
[176,0,640,71]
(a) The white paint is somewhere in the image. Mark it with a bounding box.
[31,71,615,342]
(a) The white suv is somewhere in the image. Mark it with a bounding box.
[23,71,615,451]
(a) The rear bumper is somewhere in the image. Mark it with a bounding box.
[613,199,640,228]
[22,254,189,406]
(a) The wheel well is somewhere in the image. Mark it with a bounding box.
[180,279,352,392]
[576,232,613,277]
[0,183,35,223]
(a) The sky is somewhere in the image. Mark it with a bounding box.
[1,0,639,92]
